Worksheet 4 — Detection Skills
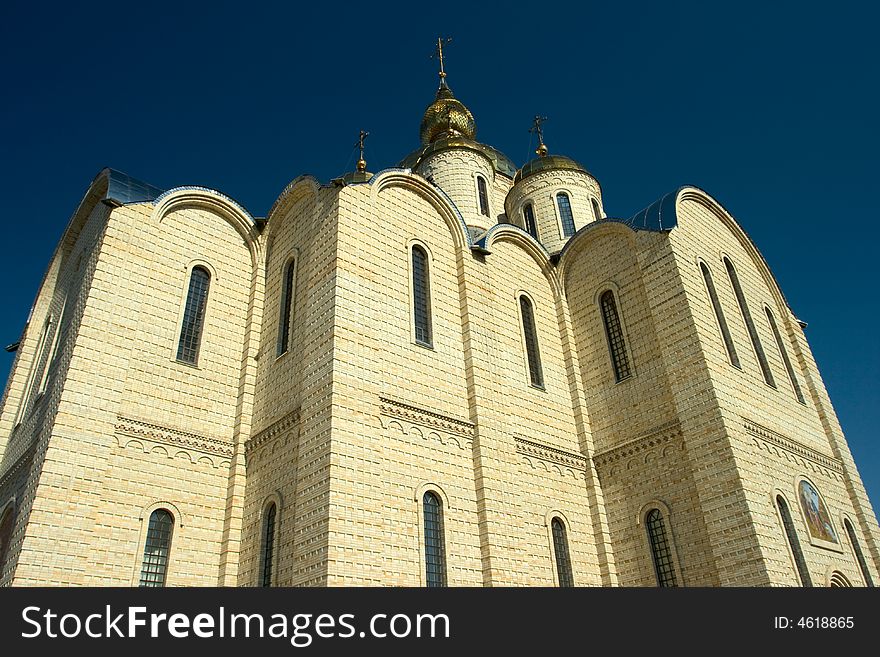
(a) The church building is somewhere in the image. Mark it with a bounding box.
[1,50,878,587]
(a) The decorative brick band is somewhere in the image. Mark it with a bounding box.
[514,435,587,472]
[592,421,682,469]
[0,442,35,491]
[742,418,843,474]
[378,397,475,438]
[115,416,233,458]
[246,408,301,455]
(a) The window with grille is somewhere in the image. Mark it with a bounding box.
[520,296,544,388]
[261,503,277,587]
[139,509,174,587]
[645,509,677,587]
[176,266,210,364]
[557,192,575,237]
[777,496,812,586]
[844,518,874,587]
[523,203,538,239]
[412,246,432,347]
[591,198,602,222]
[723,258,774,387]
[551,518,574,587]
[277,260,296,355]
[423,492,447,587]
[600,290,631,382]
[765,307,805,403]
[700,262,740,368]
[477,176,490,217]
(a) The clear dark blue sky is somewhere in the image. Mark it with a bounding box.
[1,1,877,517]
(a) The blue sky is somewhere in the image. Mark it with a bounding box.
[1,1,877,517]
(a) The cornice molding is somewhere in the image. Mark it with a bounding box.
[514,435,587,474]
[379,397,474,438]
[246,408,301,456]
[742,418,843,475]
[592,421,681,469]
[115,415,232,458]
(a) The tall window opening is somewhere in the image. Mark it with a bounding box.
[551,518,574,587]
[700,262,740,368]
[523,203,538,239]
[600,290,631,382]
[519,295,544,388]
[176,266,210,364]
[591,198,602,222]
[844,518,874,587]
[645,508,678,587]
[0,505,14,572]
[557,192,575,237]
[277,260,296,355]
[14,315,52,425]
[765,307,805,403]
[776,495,812,586]
[477,176,490,217]
[411,246,432,347]
[261,503,277,587]
[139,509,174,587]
[423,492,447,587]
[723,257,774,387]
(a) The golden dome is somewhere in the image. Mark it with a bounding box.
[419,81,476,146]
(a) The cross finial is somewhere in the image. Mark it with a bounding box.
[356,129,369,172]
[432,37,452,82]
[529,115,549,156]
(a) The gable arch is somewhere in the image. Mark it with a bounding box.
[483,224,561,298]
[557,219,637,289]
[152,188,261,268]
[264,175,321,259]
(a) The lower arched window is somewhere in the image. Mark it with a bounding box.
[557,192,575,237]
[177,266,211,364]
[843,517,874,587]
[139,509,174,587]
[551,518,574,587]
[523,203,538,239]
[423,492,447,587]
[776,495,812,586]
[645,508,677,587]
[600,290,631,382]
[0,504,15,572]
[261,503,277,587]
[519,295,544,388]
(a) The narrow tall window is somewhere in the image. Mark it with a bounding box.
[0,506,14,571]
[557,192,575,237]
[523,203,538,239]
[777,496,812,586]
[600,290,631,382]
[139,509,174,587]
[176,266,210,364]
[519,295,544,388]
[477,176,490,217]
[277,260,296,355]
[723,257,775,387]
[700,262,740,368]
[423,492,447,587]
[261,503,277,587]
[645,509,677,587]
[765,307,805,404]
[551,518,574,587]
[411,246,432,347]
[38,299,67,395]
[591,198,602,222]
[844,518,874,587]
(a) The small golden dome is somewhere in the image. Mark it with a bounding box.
[419,81,476,146]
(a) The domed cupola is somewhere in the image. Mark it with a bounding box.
[505,118,605,254]
[398,40,516,236]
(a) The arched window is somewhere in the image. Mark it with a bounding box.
[557,192,575,238]
[551,518,574,587]
[765,307,805,404]
[591,198,602,222]
[261,503,277,587]
[776,495,812,586]
[519,295,544,388]
[843,517,874,587]
[423,491,447,587]
[476,176,490,217]
[829,571,852,587]
[645,508,678,587]
[700,262,740,368]
[599,290,631,382]
[277,260,296,355]
[523,203,538,239]
[411,246,432,347]
[14,315,53,425]
[723,257,774,387]
[139,509,174,587]
[176,266,211,364]
[0,505,15,572]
